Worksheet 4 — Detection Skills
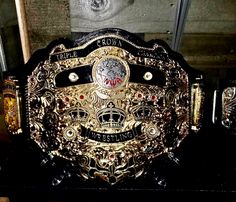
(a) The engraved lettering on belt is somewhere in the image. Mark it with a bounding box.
[81,125,141,143]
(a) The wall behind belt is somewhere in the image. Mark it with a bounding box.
[24,0,71,54]
[1,0,235,70]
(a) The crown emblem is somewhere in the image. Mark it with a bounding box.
[68,107,89,122]
[96,102,126,128]
[131,105,153,120]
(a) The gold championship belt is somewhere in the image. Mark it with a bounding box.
[3,28,204,185]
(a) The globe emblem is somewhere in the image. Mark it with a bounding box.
[93,56,128,89]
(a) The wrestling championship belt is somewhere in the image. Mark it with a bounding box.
[3,28,204,185]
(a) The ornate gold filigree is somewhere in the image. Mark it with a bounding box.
[26,44,191,184]
[3,78,22,135]
[191,82,205,132]
[19,28,205,185]
[222,87,236,128]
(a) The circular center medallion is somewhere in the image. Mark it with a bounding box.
[93,56,129,89]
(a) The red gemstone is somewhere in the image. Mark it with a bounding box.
[79,95,84,99]
[151,95,157,101]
